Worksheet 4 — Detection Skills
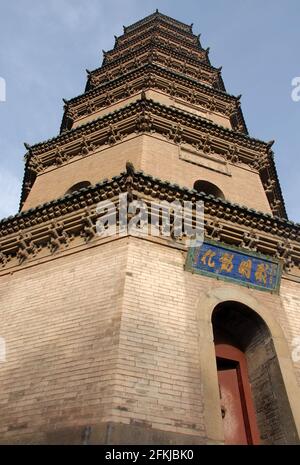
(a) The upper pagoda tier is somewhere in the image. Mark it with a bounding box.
[102,27,210,68]
[117,19,201,49]
[102,12,210,68]
[18,11,288,221]
[61,63,246,134]
[85,43,224,93]
[123,10,194,34]
[85,11,224,93]
[61,11,237,134]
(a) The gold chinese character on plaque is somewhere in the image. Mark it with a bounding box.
[238,259,252,279]
[201,250,216,268]
[255,263,269,285]
[219,253,234,273]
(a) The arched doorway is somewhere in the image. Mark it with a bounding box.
[212,301,299,445]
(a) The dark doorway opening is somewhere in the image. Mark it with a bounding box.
[212,301,298,444]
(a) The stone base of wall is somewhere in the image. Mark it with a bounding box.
[0,422,211,445]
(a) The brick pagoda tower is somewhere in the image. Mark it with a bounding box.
[0,11,300,445]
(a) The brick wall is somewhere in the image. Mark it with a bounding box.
[141,135,272,213]
[0,240,127,443]
[71,90,232,130]
[22,135,271,215]
[280,279,300,386]
[0,236,299,443]
[22,137,143,210]
[113,238,206,438]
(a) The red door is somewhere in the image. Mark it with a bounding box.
[216,344,260,445]
[218,360,248,444]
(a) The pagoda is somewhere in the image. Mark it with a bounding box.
[0,11,299,445]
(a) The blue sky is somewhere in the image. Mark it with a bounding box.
[0,0,299,222]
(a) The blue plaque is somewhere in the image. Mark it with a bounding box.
[185,240,282,293]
